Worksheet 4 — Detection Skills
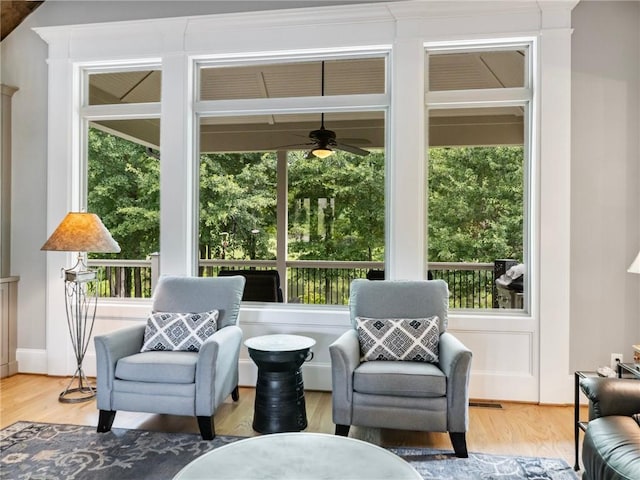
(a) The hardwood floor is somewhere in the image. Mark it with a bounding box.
[0,374,585,470]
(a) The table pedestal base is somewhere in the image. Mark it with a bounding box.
[249,349,309,433]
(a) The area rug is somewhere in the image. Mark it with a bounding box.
[1,422,577,480]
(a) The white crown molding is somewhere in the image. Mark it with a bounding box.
[33,0,578,61]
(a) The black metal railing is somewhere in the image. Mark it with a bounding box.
[88,256,511,309]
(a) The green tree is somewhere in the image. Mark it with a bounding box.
[428,146,524,263]
[199,152,277,261]
[87,127,159,260]
[288,150,385,261]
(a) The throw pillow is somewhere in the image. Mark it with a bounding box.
[140,310,219,352]
[356,316,439,363]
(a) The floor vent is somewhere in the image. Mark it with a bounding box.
[469,401,503,409]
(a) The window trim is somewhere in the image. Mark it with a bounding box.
[194,52,390,303]
[425,39,535,314]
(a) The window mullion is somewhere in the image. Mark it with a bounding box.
[426,87,531,108]
[195,94,388,117]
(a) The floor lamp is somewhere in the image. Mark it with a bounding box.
[41,212,120,403]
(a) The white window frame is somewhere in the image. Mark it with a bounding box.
[36,1,575,402]
[425,40,534,314]
[193,51,390,300]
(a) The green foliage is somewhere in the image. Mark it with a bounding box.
[199,152,277,260]
[428,146,524,263]
[87,130,524,287]
[288,150,385,261]
[87,128,159,260]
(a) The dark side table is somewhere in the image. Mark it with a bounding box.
[245,334,316,434]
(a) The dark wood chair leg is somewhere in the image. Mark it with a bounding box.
[231,386,239,401]
[449,432,468,458]
[335,424,350,436]
[97,410,117,433]
[197,416,216,440]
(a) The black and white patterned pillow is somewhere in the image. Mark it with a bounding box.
[140,311,219,352]
[356,316,439,363]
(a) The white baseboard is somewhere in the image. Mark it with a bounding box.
[16,348,48,374]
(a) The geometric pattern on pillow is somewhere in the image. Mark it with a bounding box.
[140,310,219,352]
[356,316,439,363]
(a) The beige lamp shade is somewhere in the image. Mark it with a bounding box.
[629,251,640,274]
[41,212,121,253]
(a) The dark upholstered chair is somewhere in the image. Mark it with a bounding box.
[218,269,283,302]
[329,279,473,457]
[579,377,640,480]
[94,275,245,440]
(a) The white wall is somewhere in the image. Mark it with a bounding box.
[570,1,640,372]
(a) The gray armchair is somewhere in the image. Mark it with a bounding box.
[330,279,472,457]
[94,275,245,440]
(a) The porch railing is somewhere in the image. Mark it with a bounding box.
[88,256,512,308]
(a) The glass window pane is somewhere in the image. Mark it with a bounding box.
[287,111,385,305]
[199,57,385,101]
[197,111,385,305]
[198,116,278,286]
[427,49,525,91]
[427,107,525,310]
[89,70,161,105]
[87,120,160,298]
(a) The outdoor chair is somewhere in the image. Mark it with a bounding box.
[94,275,245,440]
[218,269,283,302]
[329,279,473,457]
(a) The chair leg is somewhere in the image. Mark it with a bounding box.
[197,416,216,440]
[231,386,239,401]
[449,432,468,458]
[335,424,350,436]
[97,410,117,433]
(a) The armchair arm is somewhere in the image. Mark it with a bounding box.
[329,329,360,425]
[439,332,473,432]
[195,325,243,416]
[94,324,146,410]
[580,377,640,420]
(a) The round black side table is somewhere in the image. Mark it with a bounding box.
[245,334,316,434]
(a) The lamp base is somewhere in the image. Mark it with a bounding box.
[59,367,96,403]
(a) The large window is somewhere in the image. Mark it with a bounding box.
[196,55,387,304]
[78,45,533,310]
[82,66,161,298]
[426,44,531,311]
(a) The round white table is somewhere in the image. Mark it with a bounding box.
[173,432,423,479]
[244,334,316,433]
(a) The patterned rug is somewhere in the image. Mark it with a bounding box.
[1,422,577,480]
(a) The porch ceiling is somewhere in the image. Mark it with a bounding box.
[89,43,525,151]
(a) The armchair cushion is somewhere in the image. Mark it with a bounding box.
[353,360,446,397]
[115,351,198,384]
[356,316,439,363]
[141,310,218,352]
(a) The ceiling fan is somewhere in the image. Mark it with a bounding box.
[275,61,370,159]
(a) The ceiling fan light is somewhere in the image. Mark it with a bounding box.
[312,147,333,159]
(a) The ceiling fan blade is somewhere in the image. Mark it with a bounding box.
[270,142,314,150]
[335,142,370,156]
[339,138,372,145]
